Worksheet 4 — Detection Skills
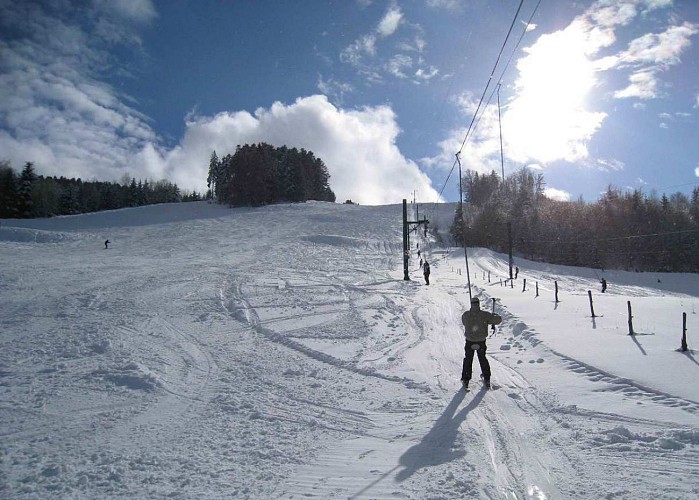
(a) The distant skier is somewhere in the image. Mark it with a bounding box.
[515,266,519,279]
[423,261,431,285]
[419,258,423,269]
[600,278,607,293]
[461,297,502,389]
[104,239,110,249]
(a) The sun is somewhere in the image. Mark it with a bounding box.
[504,21,606,165]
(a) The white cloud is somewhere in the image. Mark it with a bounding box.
[425,0,463,10]
[596,158,625,172]
[543,188,571,202]
[339,4,434,85]
[610,22,698,100]
[93,0,157,24]
[386,54,412,78]
[614,69,660,99]
[695,167,699,178]
[317,76,354,105]
[377,5,402,37]
[0,0,160,182]
[145,96,441,205]
[504,21,607,164]
[420,93,504,175]
[424,0,695,175]
[414,66,439,82]
[340,34,377,66]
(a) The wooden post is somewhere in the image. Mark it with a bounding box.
[588,290,596,318]
[488,271,491,283]
[535,282,539,298]
[555,281,559,303]
[522,278,527,292]
[500,278,502,286]
[491,298,496,331]
[627,301,634,335]
[510,278,514,289]
[681,312,688,352]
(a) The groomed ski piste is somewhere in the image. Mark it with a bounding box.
[1,200,698,499]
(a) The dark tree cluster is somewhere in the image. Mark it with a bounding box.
[0,161,201,219]
[207,143,336,207]
[451,168,699,273]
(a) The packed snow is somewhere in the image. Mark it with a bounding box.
[1,200,698,499]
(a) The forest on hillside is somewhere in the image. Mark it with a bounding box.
[450,168,699,273]
[0,161,201,219]
[206,143,336,207]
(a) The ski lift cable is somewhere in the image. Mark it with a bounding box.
[467,0,542,154]
[531,228,699,245]
[425,0,535,222]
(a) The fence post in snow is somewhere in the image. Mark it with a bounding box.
[536,282,539,298]
[488,271,491,282]
[491,298,497,331]
[681,312,688,352]
[588,290,596,318]
[510,278,514,289]
[522,278,527,292]
[555,281,559,303]
[627,301,634,335]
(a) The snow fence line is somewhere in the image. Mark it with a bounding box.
[445,265,693,353]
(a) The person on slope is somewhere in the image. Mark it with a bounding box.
[461,297,501,389]
[423,260,431,285]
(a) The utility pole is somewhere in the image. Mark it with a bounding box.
[402,198,429,281]
[403,199,409,280]
[456,153,473,301]
[497,83,505,181]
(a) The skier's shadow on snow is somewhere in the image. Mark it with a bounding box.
[396,388,486,482]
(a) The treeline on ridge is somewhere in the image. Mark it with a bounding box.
[451,168,699,273]
[207,143,336,206]
[0,160,202,219]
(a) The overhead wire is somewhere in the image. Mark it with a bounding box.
[424,0,541,235]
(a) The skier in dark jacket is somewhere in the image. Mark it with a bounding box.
[104,239,110,249]
[423,261,430,285]
[461,297,501,389]
[600,278,607,293]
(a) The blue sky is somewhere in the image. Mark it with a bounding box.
[1,0,698,205]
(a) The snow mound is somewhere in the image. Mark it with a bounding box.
[92,362,161,392]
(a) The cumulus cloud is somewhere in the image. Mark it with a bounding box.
[0,2,436,205]
[695,166,699,178]
[145,95,441,205]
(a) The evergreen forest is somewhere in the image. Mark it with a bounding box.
[450,168,699,273]
[206,143,336,207]
[0,161,201,219]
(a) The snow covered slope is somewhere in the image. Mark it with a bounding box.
[1,201,698,499]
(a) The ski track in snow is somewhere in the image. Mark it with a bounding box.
[2,201,699,499]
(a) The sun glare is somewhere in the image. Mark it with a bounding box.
[504,21,606,164]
